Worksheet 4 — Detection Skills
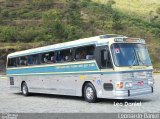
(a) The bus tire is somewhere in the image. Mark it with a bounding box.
[84,83,97,103]
[22,82,29,96]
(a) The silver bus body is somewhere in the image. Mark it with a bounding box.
[6,35,154,101]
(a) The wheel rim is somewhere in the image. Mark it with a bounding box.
[22,85,27,95]
[86,87,94,100]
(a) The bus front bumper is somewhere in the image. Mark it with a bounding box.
[113,86,153,99]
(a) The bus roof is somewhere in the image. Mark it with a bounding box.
[8,34,144,58]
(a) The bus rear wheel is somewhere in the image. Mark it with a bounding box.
[84,83,97,103]
[22,82,29,96]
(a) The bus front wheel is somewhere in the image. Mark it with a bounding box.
[22,82,29,96]
[84,83,97,103]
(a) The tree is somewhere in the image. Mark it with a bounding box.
[112,12,123,30]
[43,9,61,22]
[6,0,14,7]
[64,0,82,26]
[42,10,67,39]
[0,26,18,42]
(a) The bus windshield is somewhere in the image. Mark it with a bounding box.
[111,43,152,67]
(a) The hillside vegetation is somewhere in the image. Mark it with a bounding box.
[93,0,160,18]
[0,0,160,71]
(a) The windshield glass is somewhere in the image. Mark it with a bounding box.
[111,43,152,67]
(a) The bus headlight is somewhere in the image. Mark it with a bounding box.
[125,82,133,88]
[148,79,154,86]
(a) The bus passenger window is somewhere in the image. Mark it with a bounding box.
[18,56,27,66]
[56,49,72,62]
[76,50,86,60]
[86,46,94,60]
[63,49,72,62]
[28,54,40,65]
[51,55,55,62]
[8,58,17,67]
[75,45,95,61]
[56,51,62,62]
[41,52,55,64]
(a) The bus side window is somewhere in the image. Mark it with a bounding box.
[86,46,94,60]
[18,56,27,66]
[75,45,95,61]
[8,58,17,67]
[41,52,55,64]
[56,49,72,62]
[62,49,72,62]
[56,51,62,62]
[28,54,40,65]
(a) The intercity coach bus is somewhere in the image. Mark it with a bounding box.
[6,34,154,103]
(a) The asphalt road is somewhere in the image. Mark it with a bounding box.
[0,75,160,113]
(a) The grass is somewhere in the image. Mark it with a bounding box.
[92,0,160,18]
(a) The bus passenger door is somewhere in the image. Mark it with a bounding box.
[98,46,114,98]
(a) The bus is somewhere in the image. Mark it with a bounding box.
[6,34,154,103]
